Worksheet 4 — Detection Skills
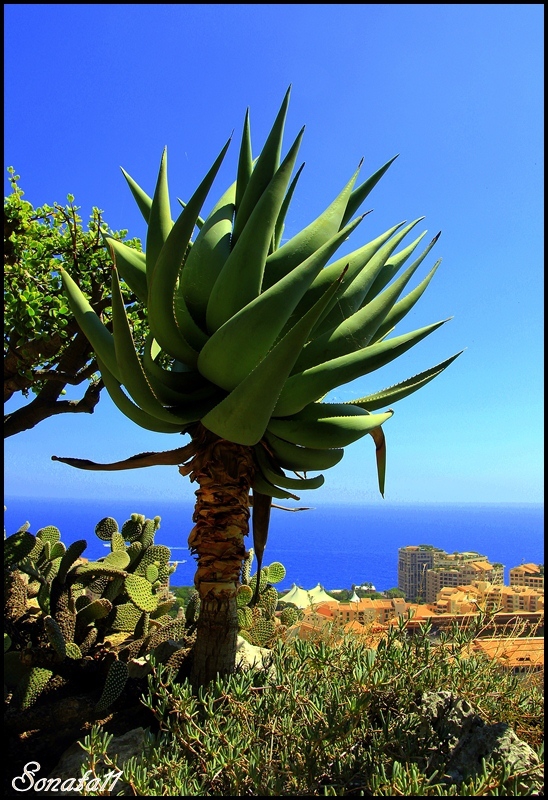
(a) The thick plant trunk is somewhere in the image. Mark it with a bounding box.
[181,425,255,687]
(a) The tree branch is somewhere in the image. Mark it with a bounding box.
[32,362,98,385]
[4,379,103,438]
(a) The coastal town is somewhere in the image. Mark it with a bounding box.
[277,545,544,675]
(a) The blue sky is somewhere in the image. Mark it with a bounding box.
[4,4,544,506]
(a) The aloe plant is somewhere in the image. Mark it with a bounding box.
[51,88,462,686]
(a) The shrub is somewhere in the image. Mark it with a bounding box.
[75,616,543,796]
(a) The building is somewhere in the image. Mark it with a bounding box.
[432,585,482,615]
[425,557,503,604]
[509,563,544,591]
[398,545,445,602]
[433,582,544,614]
[472,637,544,674]
[475,583,544,614]
[398,546,505,603]
[334,597,408,626]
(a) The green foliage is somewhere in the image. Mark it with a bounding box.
[3,168,144,437]
[12,667,54,711]
[169,585,193,616]
[184,589,201,627]
[95,659,129,713]
[3,510,187,715]
[386,586,407,598]
[77,622,543,796]
[237,549,301,647]
[180,551,300,646]
[50,91,461,500]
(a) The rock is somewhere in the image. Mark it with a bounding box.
[235,635,275,676]
[412,691,542,792]
[39,727,146,796]
[447,719,541,786]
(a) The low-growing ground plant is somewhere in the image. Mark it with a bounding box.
[73,614,543,796]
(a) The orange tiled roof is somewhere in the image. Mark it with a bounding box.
[473,637,544,669]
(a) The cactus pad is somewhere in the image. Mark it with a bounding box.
[280,606,300,627]
[249,568,269,596]
[237,606,253,629]
[103,575,125,602]
[95,516,119,541]
[185,590,201,624]
[152,599,176,618]
[57,539,87,583]
[28,537,44,561]
[147,618,185,650]
[95,659,129,712]
[126,541,143,564]
[157,564,172,585]
[37,581,51,614]
[165,647,189,672]
[242,548,254,585]
[27,580,40,598]
[250,618,276,647]
[42,556,62,582]
[37,525,61,546]
[56,609,76,643]
[4,570,29,621]
[110,531,127,552]
[14,667,54,710]
[16,521,31,533]
[110,602,143,632]
[87,574,112,596]
[4,530,36,566]
[125,574,159,612]
[75,594,91,612]
[121,514,145,542]
[134,611,150,639]
[136,545,170,575]
[50,541,66,560]
[75,561,127,578]
[139,519,156,549]
[237,584,254,607]
[103,550,131,570]
[44,615,66,659]
[76,598,113,627]
[66,642,83,659]
[265,562,286,584]
[145,563,159,583]
[79,627,98,655]
[258,586,279,618]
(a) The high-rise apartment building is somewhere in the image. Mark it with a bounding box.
[425,555,503,604]
[398,545,445,602]
[509,563,544,591]
[398,546,505,603]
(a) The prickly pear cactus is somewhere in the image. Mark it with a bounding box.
[4,510,189,721]
[95,659,129,712]
[280,605,301,627]
[95,516,119,541]
[237,551,299,647]
[185,589,201,627]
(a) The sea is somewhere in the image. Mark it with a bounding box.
[3,498,543,592]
